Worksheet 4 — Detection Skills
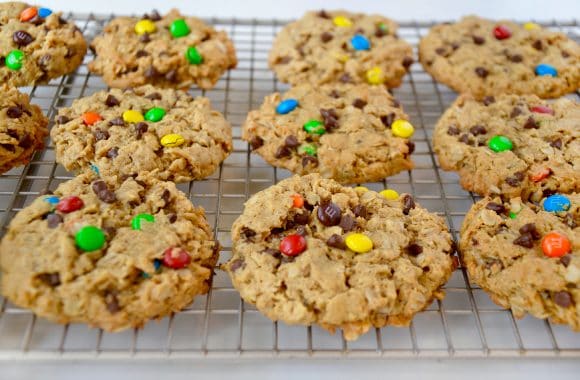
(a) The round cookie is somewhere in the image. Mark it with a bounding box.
[269,10,413,87]
[0,85,48,173]
[433,94,580,201]
[459,194,579,330]
[0,2,87,87]
[88,9,237,90]
[224,174,454,341]
[50,85,233,183]
[243,83,415,184]
[419,16,580,99]
[0,173,219,331]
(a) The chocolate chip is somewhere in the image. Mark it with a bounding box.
[12,30,34,47]
[560,254,572,267]
[320,32,333,42]
[459,134,471,144]
[56,115,70,124]
[144,92,162,100]
[139,33,151,43]
[485,202,505,214]
[339,214,356,232]
[435,47,446,56]
[168,213,177,223]
[0,143,15,152]
[46,213,63,229]
[134,122,148,139]
[144,65,158,78]
[18,134,32,149]
[263,248,281,258]
[447,126,460,135]
[509,54,523,63]
[29,15,43,25]
[329,90,340,98]
[562,51,570,58]
[104,291,121,314]
[550,138,562,150]
[284,135,300,148]
[295,226,307,236]
[381,113,395,128]
[402,56,414,69]
[317,10,330,19]
[475,67,489,78]
[326,234,346,249]
[92,129,110,141]
[302,156,318,167]
[0,57,5,66]
[520,223,541,240]
[148,10,161,21]
[554,291,573,308]
[402,195,415,215]
[406,243,423,256]
[510,107,522,118]
[472,35,485,45]
[523,117,538,129]
[92,180,117,203]
[352,98,367,109]
[38,273,61,287]
[392,99,401,108]
[505,176,521,187]
[482,96,495,106]
[230,259,245,272]
[135,50,149,58]
[249,136,264,150]
[317,201,342,226]
[320,108,339,131]
[469,125,487,136]
[275,145,291,159]
[513,233,534,248]
[106,147,119,159]
[543,188,557,198]
[293,212,309,225]
[532,40,543,50]
[161,189,171,204]
[241,227,256,240]
[278,56,291,64]
[6,106,23,118]
[352,205,368,219]
[339,73,352,83]
[303,201,314,211]
[165,70,178,82]
[108,117,125,126]
[407,141,415,154]
[563,213,577,229]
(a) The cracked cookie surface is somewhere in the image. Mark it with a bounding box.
[224,174,454,341]
[433,94,579,201]
[0,173,219,331]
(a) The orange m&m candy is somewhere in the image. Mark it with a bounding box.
[291,194,304,208]
[20,7,38,22]
[541,232,571,258]
[82,112,103,126]
[530,167,551,182]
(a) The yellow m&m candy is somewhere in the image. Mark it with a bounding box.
[354,186,368,193]
[366,67,384,85]
[160,134,185,147]
[333,16,352,27]
[135,20,156,35]
[345,233,373,253]
[391,120,415,138]
[122,110,144,124]
[380,189,399,200]
[523,22,541,30]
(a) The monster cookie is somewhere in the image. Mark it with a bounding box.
[0,173,219,331]
[88,9,237,90]
[51,85,233,183]
[460,194,579,330]
[0,85,48,173]
[0,2,87,87]
[269,10,413,87]
[433,94,580,200]
[224,174,454,341]
[419,16,580,99]
[243,83,414,184]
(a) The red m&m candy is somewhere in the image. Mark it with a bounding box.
[541,232,571,258]
[56,196,84,213]
[531,105,554,115]
[493,25,512,40]
[280,234,307,257]
[162,247,191,269]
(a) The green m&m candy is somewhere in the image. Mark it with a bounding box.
[75,226,106,251]
[131,213,155,230]
[186,46,203,65]
[145,107,166,122]
[170,19,190,38]
[488,135,513,152]
[303,120,326,135]
[298,143,317,156]
[6,50,25,70]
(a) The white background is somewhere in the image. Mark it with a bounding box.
[8,1,580,379]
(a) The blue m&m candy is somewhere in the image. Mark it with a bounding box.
[44,195,59,205]
[543,194,571,212]
[535,64,557,77]
[351,34,371,51]
[276,98,299,114]
[38,8,52,18]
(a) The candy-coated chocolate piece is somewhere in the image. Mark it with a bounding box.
[122,110,144,123]
[366,67,384,84]
[170,19,190,38]
[44,196,60,205]
[279,234,307,256]
[131,213,155,230]
[135,19,156,35]
[162,247,191,268]
[333,16,352,27]
[541,232,571,258]
[291,194,304,208]
[303,120,326,135]
[75,226,106,251]
[20,7,37,22]
[82,112,103,126]
[535,63,557,77]
[530,105,554,115]
[276,99,299,114]
[351,34,371,51]
[488,135,513,152]
[56,196,84,213]
[345,233,373,253]
[493,25,512,40]
[523,22,540,30]
[543,194,571,212]
[186,46,203,65]
[6,50,25,70]
[144,107,166,122]
[391,119,415,138]
[38,8,52,18]
[530,167,551,182]
[380,189,399,200]
[298,143,317,156]
[160,134,185,147]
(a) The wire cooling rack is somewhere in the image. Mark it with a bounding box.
[0,14,579,361]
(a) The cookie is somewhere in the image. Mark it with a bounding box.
[0,173,219,331]
[419,16,580,99]
[459,194,579,330]
[0,2,87,87]
[269,10,413,87]
[0,85,48,173]
[224,174,454,341]
[433,94,580,201]
[243,83,415,184]
[88,9,237,90]
[50,85,233,183]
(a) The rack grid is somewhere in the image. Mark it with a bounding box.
[0,14,579,360]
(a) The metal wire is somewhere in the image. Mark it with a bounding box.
[0,15,579,360]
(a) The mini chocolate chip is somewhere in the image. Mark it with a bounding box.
[104,94,120,107]
[249,136,264,150]
[509,54,523,63]
[451,42,460,50]
[406,243,423,256]
[56,115,70,125]
[563,213,577,229]
[38,273,61,287]
[295,225,307,236]
[136,50,149,58]
[165,70,178,82]
[459,134,471,144]
[241,227,256,240]
[513,233,534,248]
[326,234,346,249]
[92,180,117,203]
[320,32,333,42]
[381,113,395,128]
[161,189,171,204]
[293,212,310,225]
[303,201,314,211]
[18,134,32,149]
[168,213,177,223]
[407,141,415,154]
[554,291,573,308]
[402,195,415,215]
[92,129,110,141]
[329,90,340,98]
[519,223,541,240]
[482,96,495,106]
[317,201,342,226]
[144,92,162,100]
[284,135,300,148]
[6,106,23,118]
[392,99,401,108]
[514,171,525,180]
[275,145,291,159]
[278,56,291,64]
[510,107,522,118]
[317,10,330,19]
[352,98,367,109]
[320,108,339,120]
[352,205,368,218]
[543,188,557,198]
[550,138,562,149]
[0,57,5,66]
[104,291,121,314]
[447,126,460,135]
[560,254,572,267]
[46,213,63,229]
[263,248,281,258]
[472,35,485,45]
[475,67,489,78]
[148,10,161,21]
[339,214,356,232]
[271,227,284,235]
[532,40,543,50]
[339,73,352,83]
[523,117,538,129]
[435,47,446,55]
[144,65,158,78]
[505,176,521,187]
[134,122,148,139]
[13,30,34,47]
[485,202,505,214]
[230,259,245,272]
[302,156,318,167]
[106,147,119,159]
[562,51,570,58]
[469,125,487,136]
[472,238,479,246]
[108,117,125,126]
[402,56,414,69]
[29,14,43,25]
[139,33,151,43]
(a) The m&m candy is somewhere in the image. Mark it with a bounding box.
[38,8,52,18]
[493,25,512,40]
[541,232,571,258]
[160,134,185,147]
[380,189,399,200]
[530,167,551,182]
[170,19,190,38]
[56,196,84,213]
[122,110,144,123]
[354,186,368,193]
[531,105,554,115]
[543,194,571,212]
[19,7,37,22]
[6,50,25,70]
[303,120,326,135]
[186,46,203,65]
[298,143,317,156]
[131,213,155,230]
[391,120,415,138]
[333,16,352,27]
[44,195,60,205]
[291,194,304,208]
[135,20,156,35]
[366,67,384,85]
[535,64,557,77]
[276,99,299,114]
[488,135,513,152]
[145,107,166,122]
[82,112,103,126]
[523,22,540,30]
[345,233,373,253]
[351,34,371,51]
[162,247,191,268]
[280,234,307,256]
[75,226,106,251]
